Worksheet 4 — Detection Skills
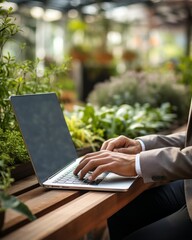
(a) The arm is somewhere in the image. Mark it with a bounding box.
[139,146,192,183]
[137,131,186,150]
[74,132,189,182]
[100,132,186,152]
[136,131,192,183]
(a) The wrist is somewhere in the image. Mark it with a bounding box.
[130,156,137,176]
[136,140,145,152]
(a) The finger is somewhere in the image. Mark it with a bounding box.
[78,151,102,165]
[82,150,105,159]
[74,151,108,175]
[79,158,109,179]
[88,162,113,181]
[74,158,90,175]
[101,139,120,151]
[103,135,130,151]
[100,139,115,150]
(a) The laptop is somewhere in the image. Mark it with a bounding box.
[10,93,136,192]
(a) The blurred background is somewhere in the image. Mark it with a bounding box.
[2,0,192,122]
[2,0,192,98]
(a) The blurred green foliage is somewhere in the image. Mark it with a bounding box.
[176,56,192,93]
[87,70,190,124]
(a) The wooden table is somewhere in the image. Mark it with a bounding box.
[1,175,154,240]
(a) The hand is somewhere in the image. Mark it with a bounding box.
[74,150,137,181]
[101,135,142,154]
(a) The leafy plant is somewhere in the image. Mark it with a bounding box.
[0,128,28,166]
[0,1,69,226]
[0,1,69,160]
[0,158,13,191]
[65,115,104,150]
[0,54,69,130]
[0,1,37,226]
[65,103,176,141]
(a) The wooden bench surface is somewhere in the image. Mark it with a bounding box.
[1,175,154,240]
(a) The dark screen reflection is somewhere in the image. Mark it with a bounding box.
[11,93,78,183]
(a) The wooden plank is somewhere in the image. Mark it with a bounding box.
[2,187,84,235]
[1,178,154,240]
[8,175,38,196]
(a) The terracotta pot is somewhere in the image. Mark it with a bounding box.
[94,51,113,64]
[71,50,89,62]
[122,51,137,62]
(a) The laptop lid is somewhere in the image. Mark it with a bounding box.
[10,93,78,184]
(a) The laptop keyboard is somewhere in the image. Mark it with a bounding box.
[53,167,104,185]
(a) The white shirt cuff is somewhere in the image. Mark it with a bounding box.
[135,154,142,176]
[136,139,145,151]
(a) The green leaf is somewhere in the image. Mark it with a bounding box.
[0,191,36,221]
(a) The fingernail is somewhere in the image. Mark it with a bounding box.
[88,175,92,181]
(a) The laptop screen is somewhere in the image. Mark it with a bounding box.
[10,93,78,184]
